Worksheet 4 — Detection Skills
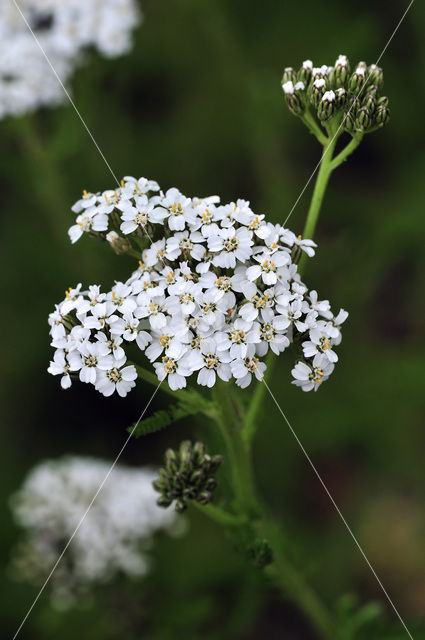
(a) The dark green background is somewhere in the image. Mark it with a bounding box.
[1,1,424,637]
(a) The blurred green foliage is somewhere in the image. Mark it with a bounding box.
[1,0,425,638]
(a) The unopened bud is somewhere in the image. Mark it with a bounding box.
[311,77,326,107]
[367,64,384,89]
[298,59,313,85]
[362,92,376,114]
[198,491,213,505]
[317,90,336,121]
[282,67,296,84]
[331,54,350,88]
[179,440,193,469]
[165,448,179,473]
[377,95,389,107]
[349,65,366,93]
[356,106,371,131]
[334,88,346,109]
[343,110,356,133]
[375,104,390,126]
[283,80,306,115]
[312,64,329,80]
[106,231,132,255]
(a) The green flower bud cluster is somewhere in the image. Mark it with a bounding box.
[153,441,224,513]
[281,55,390,134]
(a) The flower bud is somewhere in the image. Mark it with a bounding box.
[298,59,313,85]
[311,77,326,107]
[106,231,132,255]
[282,67,296,85]
[375,104,390,126]
[348,68,365,93]
[154,441,224,512]
[317,90,336,121]
[312,65,329,80]
[165,448,179,473]
[282,80,306,115]
[377,95,389,107]
[331,54,350,88]
[343,110,356,133]
[334,87,347,109]
[355,106,371,131]
[367,64,384,89]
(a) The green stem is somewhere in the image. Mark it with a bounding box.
[199,396,336,640]
[300,110,328,145]
[330,134,363,171]
[212,381,256,514]
[210,383,336,639]
[298,136,338,273]
[261,517,336,638]
[242,349,276,446]
[193,502,248,527]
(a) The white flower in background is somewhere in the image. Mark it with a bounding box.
[48,176,347,395]
[0,0,141,119]
[10,457,178,604]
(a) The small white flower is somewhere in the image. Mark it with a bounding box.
[231,352,267,388]
[47,351,72,389]
[208,227,253,268]
[68,209,108,244]
[302,328,338,363]
[154,355,192,390]
[291,356,334,392]
[68,342,114,385]
[95,365,137,397]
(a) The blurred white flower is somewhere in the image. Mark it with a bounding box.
[0,0,141,118]
[10,456,178,603]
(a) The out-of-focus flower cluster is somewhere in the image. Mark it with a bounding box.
[282,54,390,133]
[10,457,177,604]
[48,176,347,395]
[0,0,140,118]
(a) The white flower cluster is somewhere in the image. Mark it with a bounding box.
[0,0,140,118]
[48,176,347,395]
[11,457,177,602]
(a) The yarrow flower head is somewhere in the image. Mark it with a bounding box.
[48,175,347,395]
[10,457,178,604]
[0,0,141,119]
[281,55,390,134]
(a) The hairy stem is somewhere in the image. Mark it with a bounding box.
[211,381,336,639]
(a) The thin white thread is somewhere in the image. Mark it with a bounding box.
[11,3,164,259]
[263,380,414,639]
[12,1,415,638]
[11,0,120,187]
[282,0,415,228]
[12,382,162,640]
